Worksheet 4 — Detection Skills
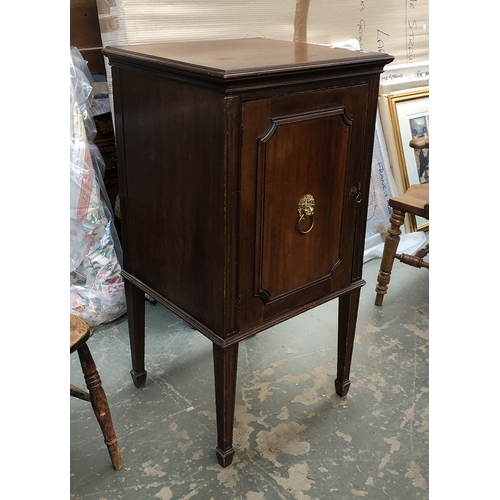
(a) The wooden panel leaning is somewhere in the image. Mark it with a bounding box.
[70,314,123,470]
[374,138,429,306]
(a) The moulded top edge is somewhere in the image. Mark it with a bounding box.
[102,38,394,80]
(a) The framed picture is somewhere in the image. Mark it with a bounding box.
[386,87,429,232]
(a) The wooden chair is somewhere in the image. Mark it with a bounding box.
[70,314,123,470]
[374,137,429,306]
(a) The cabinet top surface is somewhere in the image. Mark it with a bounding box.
[103,38,393,79]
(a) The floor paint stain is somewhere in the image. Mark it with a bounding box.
[271,462,314,500]
[336,431,352,443]
[379,437,401,470]
[290,364,337,406]
[277,406,289,420]
[256,422,310,464]
[405,461,427,490]
[216,465,238,488]
[391,384,405,394]
[233,396,268,451]
[245,492,266,500]
[364,317,398,335]
[142,460,166,478]
[154,486,173,499]
[351,489,368,497]
[199,410,216,421]
[403,323,429,340]
[384,437,401,454]
[180,489,199,500]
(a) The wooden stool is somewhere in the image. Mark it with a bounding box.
[70,314,123,470]
[374,182,429,306]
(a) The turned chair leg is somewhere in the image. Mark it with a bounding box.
[77,343,123,470]
[375,208,406,306]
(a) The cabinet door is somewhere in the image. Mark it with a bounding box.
[238,85,372,331]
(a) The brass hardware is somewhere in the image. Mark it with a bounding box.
[297,194,315,234]
[350,188,362,204]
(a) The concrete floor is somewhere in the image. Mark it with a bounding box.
[70,246,429,500]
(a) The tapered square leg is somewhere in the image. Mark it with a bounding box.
[212,342,239,467]
[124,280,147,387]
[335,288,361,397]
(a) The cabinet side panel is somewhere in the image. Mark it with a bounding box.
[115,70,226,331]
[350,76,383,281]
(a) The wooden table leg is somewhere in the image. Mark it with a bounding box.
[78,343,123,470]
[125,280,147,387]
[375,208,405,306]
[213,342,239,467]
[335,288,361,397]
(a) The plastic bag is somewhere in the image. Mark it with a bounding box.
[70,47,126,326]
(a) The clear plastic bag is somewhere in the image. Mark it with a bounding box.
[70,47,126,326]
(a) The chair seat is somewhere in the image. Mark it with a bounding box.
[70,314,91,354]
[389,183,429,219]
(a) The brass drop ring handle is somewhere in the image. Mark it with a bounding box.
[297,194,315,235]
[298,212,315,234]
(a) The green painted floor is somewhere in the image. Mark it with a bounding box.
[70,245,429,500]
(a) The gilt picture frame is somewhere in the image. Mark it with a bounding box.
[387,87,429,232]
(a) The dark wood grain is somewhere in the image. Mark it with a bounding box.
[70,0,106,73]
[104,38,393,466]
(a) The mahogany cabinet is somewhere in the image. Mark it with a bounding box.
[103,38,393,467]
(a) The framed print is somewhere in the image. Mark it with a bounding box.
[386,87,429,232]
